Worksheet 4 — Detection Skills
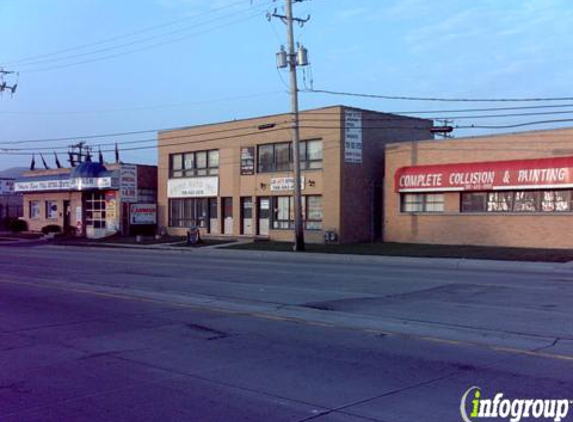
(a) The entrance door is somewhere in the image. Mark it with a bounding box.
[257,197,270,237]
[241,197,253,235]
[63,200,71,234]
[222,197,233,235]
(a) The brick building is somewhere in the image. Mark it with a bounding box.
[384,127,573,249]
[158,105,433,243]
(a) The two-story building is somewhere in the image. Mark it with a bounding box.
[158,105,433,243]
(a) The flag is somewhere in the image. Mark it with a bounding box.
[68,151,76,167]
[30,154,36,171]
[54,152,62,168]
[98,148,104,164]
[85,151,92,163]
[40,153,49,169]
[115,142,120,163]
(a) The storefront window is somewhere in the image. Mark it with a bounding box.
[461,192,487,212]
[85,192,106,229]
[29,201,40,219]
[45,201,58,219]
[401,194,444,212]
[514,191,539,212]
[462,189,573,213]
[169,198,212,229]
[542,191,570,212]
[305,195,323,230]
[487,192,513,212]
[271,195,323,230]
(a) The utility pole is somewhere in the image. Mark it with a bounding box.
[272,0,310,252]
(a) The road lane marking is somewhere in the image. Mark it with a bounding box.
[0,277,571,364]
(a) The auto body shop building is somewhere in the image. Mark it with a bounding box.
[385,127,573,249]
[158,106,433,243]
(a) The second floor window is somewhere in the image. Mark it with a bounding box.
[257,139,323,173]
[170,150,219,178]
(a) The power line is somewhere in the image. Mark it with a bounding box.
[0,91,285,115]
[6,118,573,155]
[1,0,267,67]
[303,88,573,103]
[17,10,267,73]
[13,3,272,70]
[5,112,573,149]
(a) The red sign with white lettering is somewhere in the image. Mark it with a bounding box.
[395,156,573,193]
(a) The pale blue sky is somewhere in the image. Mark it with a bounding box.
[1,0,572,170]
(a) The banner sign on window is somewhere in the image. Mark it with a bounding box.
[344,111,363,164]
[168,177,219,198]
[240,147,255,175]
[395,156,573,193]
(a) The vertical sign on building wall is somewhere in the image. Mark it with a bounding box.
[344,110,363,163]
[120,164,138,203]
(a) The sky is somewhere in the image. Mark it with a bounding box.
[1,0,572,171]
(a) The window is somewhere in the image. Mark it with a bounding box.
[305,196,323,230]
[169,149,219,178]
[542,191,570,212]
[301,139,323,170]
[168,198,211,229]
[401,193,444,213]
[29,201,40,219]
[461,189,573,213]
[513,191,539,212]
[85,192,106,229]
[271,195,323,230]
[257,140,323,173]
[461,192,487,212]
[45,201,58,219]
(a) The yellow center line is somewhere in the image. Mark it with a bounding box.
[0,278,571,363]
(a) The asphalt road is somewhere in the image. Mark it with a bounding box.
[1,245,573,421]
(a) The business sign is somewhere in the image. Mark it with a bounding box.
[130,203,157,225]
[168,177,219,198]
[344,110,363,164]
[270,176,305,192]
[120,164,138,202]
[105,191,119,231]
[70,177,113,190]
[0,179,14,194]
[240,147,255,175]
[15,176,114,192]
[15,179,71,192]
[395,156,573,193]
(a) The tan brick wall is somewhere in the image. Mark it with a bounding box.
[384,128,573,248]
[158,106,433,243]
[23,192,82,232]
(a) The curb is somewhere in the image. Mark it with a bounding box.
[42,241,573,276]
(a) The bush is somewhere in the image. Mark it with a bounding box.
[41,224,61,235]
[10,219,28,233]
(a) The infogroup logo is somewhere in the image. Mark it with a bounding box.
[460,386,571,422]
